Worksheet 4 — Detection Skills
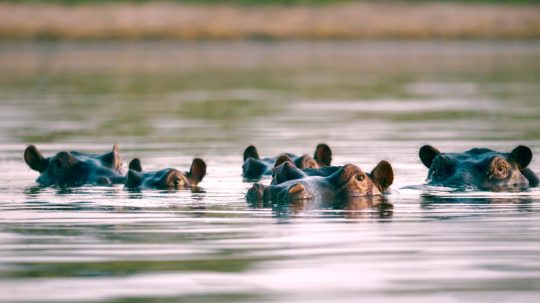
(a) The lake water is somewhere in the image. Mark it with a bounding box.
[1,41,540,302]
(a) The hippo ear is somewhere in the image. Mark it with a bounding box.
[125,170,143,188]
[370,160,394,192]
[314,143,332,166]
[419,145,441,168]
[188,158,207,184]
[511,145,533,168]
[274,153,294,168]
[24,145,48,172]
[100,144,121,171]
[243,145,260,161]
[128,158,143,172]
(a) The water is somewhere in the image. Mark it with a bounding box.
[1,41,540,302]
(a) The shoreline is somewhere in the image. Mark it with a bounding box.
[0,2,539,40]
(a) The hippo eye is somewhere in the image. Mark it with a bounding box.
[173,178,185,187]
[494,163,509,178]
[490,158,510,180]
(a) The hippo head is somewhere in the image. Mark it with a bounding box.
[24,144,122,186]
[242,145,267,179]
[419,145,539,191]
[286,143,332,169]
[329,162,394,199]
[125,158,207,189]
[278,162,392,201]
[294,154,319,170]
[251,160,393,203]
[242,143,333,179]
[272,154,307,184]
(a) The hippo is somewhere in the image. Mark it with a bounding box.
[242,143,332,180]
[270,153,341,185]
[419,145,539,191]
[24,144,124,187]
[247,159,393,203]
[125,158,207,189]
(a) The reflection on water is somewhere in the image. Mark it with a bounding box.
[1,41,540,302]
[248,195,394,220]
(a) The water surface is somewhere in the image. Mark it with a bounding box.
[1,41,540,302]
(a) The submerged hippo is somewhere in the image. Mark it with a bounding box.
[419,145,539,191]
[242,143,332,180]
[125,158,206,189]
[247,159,393,203]
[270,153,341,185]
[24,144,124,186]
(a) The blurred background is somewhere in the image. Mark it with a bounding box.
[1,0,540,40]
[0,0,539,147]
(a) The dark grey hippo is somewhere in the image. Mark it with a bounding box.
[125,158,206,189]
[419,145,539,191]
[270,153,341,185]
[247,159,393,203]
[24,144,124,186]
[242,143,332,180]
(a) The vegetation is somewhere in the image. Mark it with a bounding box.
[0,1,539,40]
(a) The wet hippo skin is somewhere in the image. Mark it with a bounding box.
[242,143,332,180]
[271,153,342,185]
[419,144,539,191]
[247,159,393,203]
[24,144,124,187]
[125,158,207,190]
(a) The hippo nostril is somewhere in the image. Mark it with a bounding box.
[288,183,305,195]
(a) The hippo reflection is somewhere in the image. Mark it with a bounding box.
[242,143,332,180]
[247,159,393,203]
[420,194,534,215]
[125,158,206,189]
[248,194,393,219]
[24,144,124,187]
[421,194,533,206]
[419,145,539,191]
